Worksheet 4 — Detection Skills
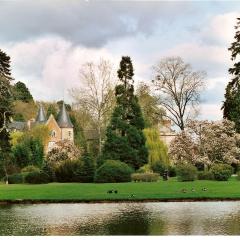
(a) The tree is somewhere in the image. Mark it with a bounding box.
[46,104,58,119]
[222,18,240,132]
[12,81,33,102]
[13,100,37,121]
[70,58,116,155]
[143,128,169,174]
[0,50,13,182]
[169,119,240,168]
[152,57,205,130]
[101,56,148,170]
[136,82,165,127]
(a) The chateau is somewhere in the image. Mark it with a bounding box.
[9,102,74,152]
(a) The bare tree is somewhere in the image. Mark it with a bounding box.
[70,59,116,155]
[152,57,205,130]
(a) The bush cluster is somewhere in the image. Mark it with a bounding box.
[211,164,233,181]
[4,173,24,184]
[25,171,50,184]
[131,173,159,182]
[95,160,133,183]
[197,170,214,180]
[176,164,197,181]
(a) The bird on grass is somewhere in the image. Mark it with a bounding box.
[181,189,187,193]
[202,187,207,191]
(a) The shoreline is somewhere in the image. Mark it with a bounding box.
[1,197,240,204]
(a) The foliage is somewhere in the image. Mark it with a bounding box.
[10,131,24,147]
[47,140,81,164]
[131,173,159,182]
[136,82,164,127]
[170,120,240,167]
[21,165,40,173]
[136,164,152,173]
[95,160,134,183]
[4,173,24,184]
[211,164,233,181]
[101,56,148,170]
[176,164,197,182]
[25,171,50,184]
[54,160,83,182]
[0,49,13,155]
[168,165,177,177]
[144,128,169,174]
[13,100,37,121]
[237,171,240,180]
[46,104,58,119]
[222,18,240,132]
[197,171,214,180]
[153,57,205,130]
[77,151,95,183]
[12,81,33,102]
[11,125,48,168]
[12,137,44,168]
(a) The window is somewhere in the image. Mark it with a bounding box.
[68,131,71,137]
[51,130,56,138]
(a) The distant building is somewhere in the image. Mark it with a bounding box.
[8,102,74,153]
[158,119,177,147]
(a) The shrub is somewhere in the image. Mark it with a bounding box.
[211,164,233,181]
[237,171,240,180]
[4,173,24,184]
[131,173,159,182]
[197,170,214,180]
[168,165,177,177]
[55,160,84,182]
[95,160,134,183]
[25,171,50,184]
[176,164,197,182]
[21,165,40,173]
[136,164,152,173]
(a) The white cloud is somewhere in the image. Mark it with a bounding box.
[200,12,239,45]
[199,103,223,121]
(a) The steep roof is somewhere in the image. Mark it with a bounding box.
[36,104,46,123]
[8,121,27,131]
[57,102,73,128]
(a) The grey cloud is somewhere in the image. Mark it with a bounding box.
[0,0,193,47]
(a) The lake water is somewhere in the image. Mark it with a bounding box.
[1,201,240,235]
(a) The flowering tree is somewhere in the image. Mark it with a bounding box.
[47,140,81,167]
[169,119,240,167]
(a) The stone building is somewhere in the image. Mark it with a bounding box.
[159,119,177,147]
[8,102,74,152]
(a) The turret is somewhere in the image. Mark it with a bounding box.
[57,102,74,142]
[36,103,46,123]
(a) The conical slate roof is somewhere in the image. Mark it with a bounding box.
[57,102,73,128]
[36,104,46,123]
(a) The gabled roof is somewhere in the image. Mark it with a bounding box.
[36,104,46,123]
[57,102,73,128]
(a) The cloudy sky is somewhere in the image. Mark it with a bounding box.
[0,1,239,120]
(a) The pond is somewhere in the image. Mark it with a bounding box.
[1,201,240,235]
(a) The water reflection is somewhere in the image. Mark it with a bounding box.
[1,202,240,235]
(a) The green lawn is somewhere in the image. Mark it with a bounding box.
[0,177,240,202]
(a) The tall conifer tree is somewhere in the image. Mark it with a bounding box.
[222,18,240,132]
[101,56,148,170]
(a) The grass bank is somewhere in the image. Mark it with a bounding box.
[0,177,240,203]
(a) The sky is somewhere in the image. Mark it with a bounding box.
[0,0,239,121]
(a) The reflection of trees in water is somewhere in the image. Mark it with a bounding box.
[104,206,151,235]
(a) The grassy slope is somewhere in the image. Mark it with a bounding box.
[0,177,240,201]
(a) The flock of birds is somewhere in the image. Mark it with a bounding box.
[181,187,208,193]
[106,187,208,197]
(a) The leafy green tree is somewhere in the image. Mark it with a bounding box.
[143,128,169,175]
[101,56,148,170]
[12,81,33,102]
[222,18,240,132]
[136,82,165,127]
